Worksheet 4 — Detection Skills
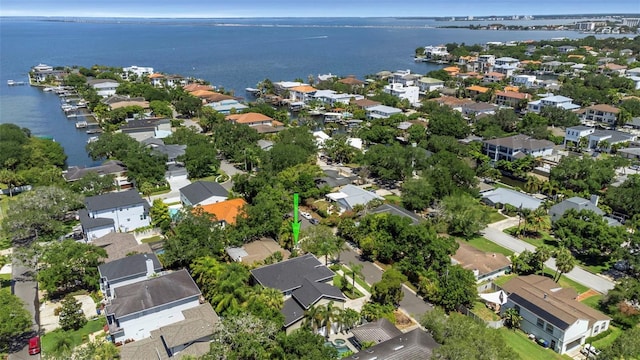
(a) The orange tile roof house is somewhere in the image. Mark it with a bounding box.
[338,76,365,86]
[183,84,214,92]
[289,85,317,102]
[225,112,284,133]
[483,72,505,83]
[500,275,611,354]
[198,198,247,227]
[495,91,530,107]
[466,85,490,95]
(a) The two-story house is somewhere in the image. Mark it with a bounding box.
[312,90,363,107]
[105,269,203,343]
[383,83,420,105]
[289,85,318,102]
[483,72,505,84]
[563,125,595,147]
[179,181,228,207]
[250,254,346,335]
[501,275,611,354]
[88,79,120,98]
[121,118,173,141]
[366,105,402,119]
[494,57,520,76]
[583,104,620,126]
[389,69,420,86]
[226,112,284,134]
[482,134,554,162]
[417,77,444,93]
[549,196,621,226]
[494,91,530,108]
[98,253,163,299]
[63,160,132,190]
[512,75,537,88]
[81,190,150,240]
[527,95,581,113]
[122,65,154,81]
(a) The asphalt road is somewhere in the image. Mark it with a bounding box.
[338,246,433,321]
[9,258,40,360]
[482,223,616,294]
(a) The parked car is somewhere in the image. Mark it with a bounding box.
[581,344,600,358]
[309,218,320,225]
[28,336,41,355]
[299,211,313,220]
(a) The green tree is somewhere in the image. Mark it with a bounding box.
[427,106,470,139]
[401,177,434,211]
[553,247,576,282]
[180,142,220,179]
[436,265,477,312]
[163,209,226,268]
[149,100,173,118]
[503,307,522,330]
[441,193,488,238]
[370,267,407,306]
[300,225,342,265]
[150,199,171,232]
[0,289,32,352]
[604,174,640,218]
[205,313,282,359]
[0,169,25,197]
[348,262,364,292]
[533,245,553,276]
[67,171,116,196]
[598,326,640,359]
[59,295,87,331]
[279,329,338,360]
[323,133,359,164]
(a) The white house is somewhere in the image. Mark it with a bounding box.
[326,184,384,213]
[383,83,420,105]
[494,57,520,76]
[512,75,537,88]
[586,130,636,152]
[582,104,620,126]
[417,77,444,93]
[366,105,402,119]
[482,134,554,162]
[564,125,595,146]
[527,95,580,113]
[122,65,154,80]
[205,99,248,114]
[501,275,611,354]
[423,45,449,59]
[179,181,228,207]
[289,85,317,102]
[389,69,420,86]
[88,79,120,98]
[81,190,150,240]
[312,90,363,106]
[98,253,163,299]
[105,269,202,343]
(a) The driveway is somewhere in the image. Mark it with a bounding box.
[338,245,432,321]
[219,160,246,191]
[482,223,615,294]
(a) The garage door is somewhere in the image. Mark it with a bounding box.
[565,338,582,352]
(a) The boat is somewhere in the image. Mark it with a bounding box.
[87,136,100,144]
[86,129,102,134]
[75,121,88,128]
[43,87,54,92]
[245,87,261,96]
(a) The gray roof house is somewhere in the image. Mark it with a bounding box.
[315,169,359,189]
[119,302,219,360]
[326,184,384,213]
[179,181,228,206]
[98,253,163,299]
[142,138,186,163]
[105,269,203,343]
[350,318,403,346]
[63,160,129,187]
[367,203,423,225]
[481,187,542,210]
[121,118,172,141]
[549,196,621,226]
[81,190,150,240]
[251,254,345,334]
[345,328,439,360]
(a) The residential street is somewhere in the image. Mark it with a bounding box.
[9,257,40,360]
[339,245,433,321]
[482,219,615,294]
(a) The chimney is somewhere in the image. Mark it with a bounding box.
[146,258,155,277]
[543,293,548,300]
[590,194,599,207]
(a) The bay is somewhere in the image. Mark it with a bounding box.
[0,17,617,167]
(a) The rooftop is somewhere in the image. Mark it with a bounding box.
[63,160,126,182]
[91,232,153,261]
[98,253,162,282]
[452,241,511,277]
[198,198,247,225]
[180,181,228,205]
[345,328,439,360]
[226,112,275,125]
[250,253,335,293]
[226,237,290,264]
[483,134,554,152]
[586,104,620,114]
[367,204,423,225]
[481,187,542,211]
[351,318,403,345]
[84,190,146,212]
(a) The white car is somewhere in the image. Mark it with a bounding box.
[299,211,312,220]
[581,344,600,358]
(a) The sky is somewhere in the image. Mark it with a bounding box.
[0,0,638,18]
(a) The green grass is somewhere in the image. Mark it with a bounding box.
[464,236,514,256]
[0,273,11,289]
[504,227,558,248]
[333,274,363,299]
[42,316,107,355]
[471,301,501,321]
[499,328,571,360]
[493,273,517,288]
[484,207,507,223]
[580,294,603,310]
[383,194,402,204]
[340,265,371,291]
[141,235,163,244]
[591,326,622,350]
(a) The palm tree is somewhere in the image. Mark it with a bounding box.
[534,245,553,276]
[578,136,589,152]
[339,308,361,333]
[503,307,523,330]
[348,262,364,291]
[554,247,576,282]
[304,305,324,333]
[0,169,25,197]
[530,207,549,235]
[190,256,223,299]
[318,301,341,338]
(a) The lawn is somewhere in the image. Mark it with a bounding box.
[504,227,558,248]
[499,328,571,360]
[484,207,507,223]
[493,273,517,288]
[42,316,107,355]
[141,235,163,244]
[383,194,402,205]
[340,265,371,292]
[471,301,501,321]
[591,326,622,350]
[0,273,11,289]
[464,236,514,256]
[580,294,603,311]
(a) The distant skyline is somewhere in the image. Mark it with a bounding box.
[1,0,639,18]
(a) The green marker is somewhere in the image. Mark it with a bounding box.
[292,193,301,247]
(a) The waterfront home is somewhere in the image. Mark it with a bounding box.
[80,190,150,240]
[105,269,203,343]
[121,65,154,81]
[31,63,67,83]
[273,81,305,96]
[99,253,163,299]
[500,275,611,354]
[417,77,444,93]
[326,184,384,213]
[250,254,345,334]
[527,94,580,113]
[366,104,402,119]
[63,160,132,190]
[88,79,120,98]
[205,99,248,114]
[289,85,318,102]
[189,90,234,104]
[121,118,172,141]
[452,241,511,283]
[197,198,247,227]
[549,196,621,226]
[338,76,365,87]
[183,83,214,92]
[383,83,420,105]
[225,112,284,134]
[389,69,421,86]
[226,237,290,265]
[482,72,505,84]
[312,90,363,106]
[582,104,620,126]
[119,303,218,360]
[423,44,449,59]
[179,181,228,207]
[481,187,543,211]
[482,134,554,162]
[494,91,530,108]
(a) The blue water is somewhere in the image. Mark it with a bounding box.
[0,17,618,167]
